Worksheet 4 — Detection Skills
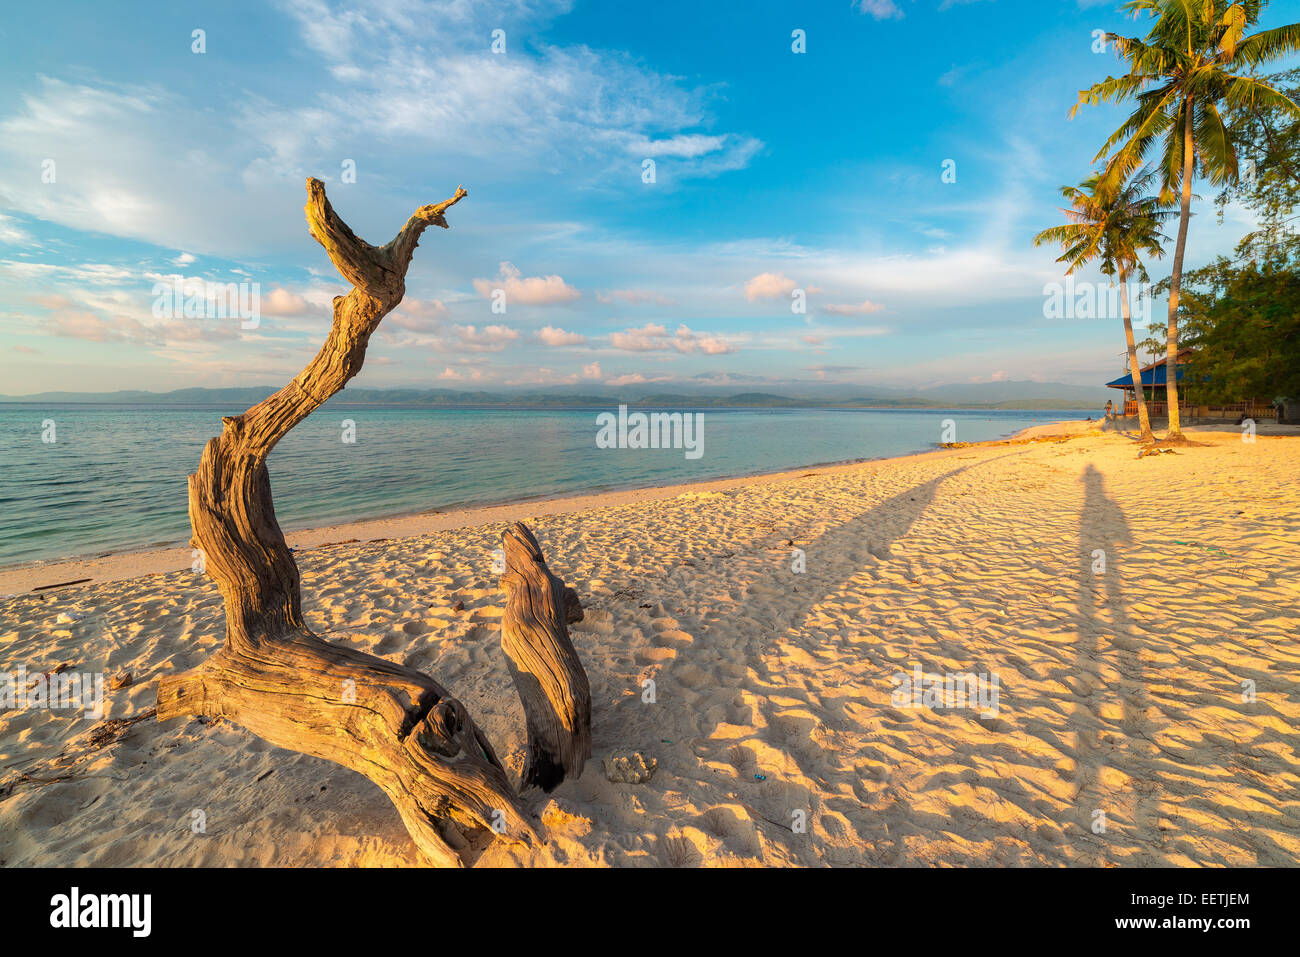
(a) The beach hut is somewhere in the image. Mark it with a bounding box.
[1105,348,1276,421]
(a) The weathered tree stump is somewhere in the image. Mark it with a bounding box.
[156,178,542,867]
[500,523,592,791]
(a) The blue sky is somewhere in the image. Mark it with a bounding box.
[0,0,1293,396]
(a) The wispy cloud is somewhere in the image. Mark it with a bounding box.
[856,0,905,21]
[386,298,448,331]
[262,0,763,184]
[443,323,520,352]
[0,215,32,245]
[596,288,676,307]
[822,299,885,316]
[0,0,761,257]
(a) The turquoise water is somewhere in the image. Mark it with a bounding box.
[0,404,1088,566]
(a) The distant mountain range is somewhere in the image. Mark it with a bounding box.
[0,380,1110,410]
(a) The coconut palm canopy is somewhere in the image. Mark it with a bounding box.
[1072,0,1300,439]
[1034,167,1176,442]
[1034,167,1175,282]
[1076,0,1300,196]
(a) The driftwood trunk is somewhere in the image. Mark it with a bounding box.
[500,523,593,790]
[155,179,551,867]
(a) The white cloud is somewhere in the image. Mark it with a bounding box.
[4,266,268,352]
[857,0,905,21]
[263,287,311,316]
[938,64,971,88]
[40,304,241,346]
[257,2,762,184]
[445,323,519,352]
[634,133,728,158]
[535,325,586,346]
[743,272,797,301]
[502,366,581,387]
[472,262,580,306]
[387,298,448,331]
[0,78,298,255]
[438,365,485,382]
[596,288,676,306]
[608,322,736,355]
[0,215,31,244]
[822,299,885,316]
[0,2,761,258]
[608,322,670,352]
[603,372,675,387]
[1,260,135,285]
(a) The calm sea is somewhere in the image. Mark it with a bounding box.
[0,404,1090,567]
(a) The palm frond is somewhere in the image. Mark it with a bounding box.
[1195,100,1239,183]
[1228,22,1300,68]
[1035,168,1172,280]
[1221,73,1300,116]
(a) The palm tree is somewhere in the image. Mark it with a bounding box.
[1035,169,1174,443]
[1073,0,1300,440]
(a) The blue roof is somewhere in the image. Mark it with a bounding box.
[1106,363,1185,389]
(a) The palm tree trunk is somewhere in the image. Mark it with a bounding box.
[1162,100,1196,440]
[1119,268,1154,442]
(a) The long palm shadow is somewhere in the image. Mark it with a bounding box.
[602,450,1028,848]
[603,461,968,693]
[737,449,1027,678]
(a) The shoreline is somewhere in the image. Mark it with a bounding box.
[0,418,1104,595]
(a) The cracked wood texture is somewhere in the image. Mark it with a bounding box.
[155,178,540,867]
[500,522,593,790]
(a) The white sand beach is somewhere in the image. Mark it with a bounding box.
[2,422,1298,867]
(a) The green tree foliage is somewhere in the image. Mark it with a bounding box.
[1216,66,1300,262]
[1171,256,1300,403]
[1168,66,1300,404]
